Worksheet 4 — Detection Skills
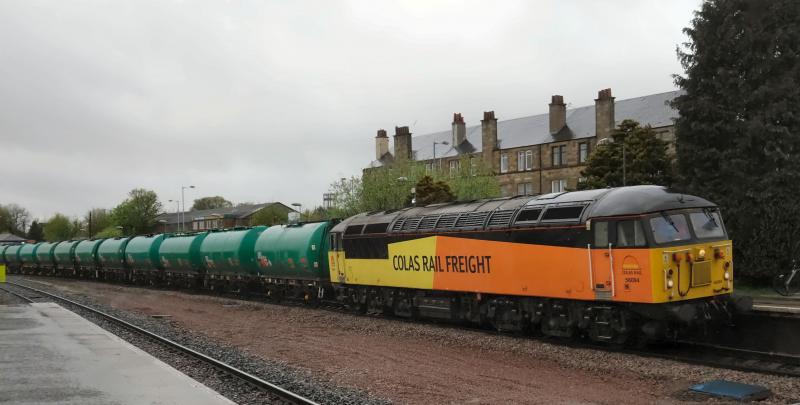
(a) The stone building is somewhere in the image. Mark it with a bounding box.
[369,88,681,196]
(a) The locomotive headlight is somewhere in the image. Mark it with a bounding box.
[667,279,674,288]
[698,249,706,260]
[724,271,730,280]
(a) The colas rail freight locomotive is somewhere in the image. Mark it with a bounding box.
[2,185,747,344]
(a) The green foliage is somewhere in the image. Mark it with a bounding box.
[84,208,112,238]
[111,189,163,235]
[673,0,800,281]
[249,205,289,226]
[43,214,78,242]
[26,221,44,241]
[95,226,123,238]
[328,156,500,217]
[0,203,30,236]
[415,175,455,205]
[191,196,233,211]
[303,207,330,222]
[327,176,364,219]
[579,120,674,190]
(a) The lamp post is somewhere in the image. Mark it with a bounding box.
[433,141,449,171]
[180,185,195,232]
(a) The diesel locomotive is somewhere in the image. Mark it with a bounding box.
[1,185,739,343]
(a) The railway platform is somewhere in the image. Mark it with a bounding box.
[751,294,800,315]
[0,302,234,405]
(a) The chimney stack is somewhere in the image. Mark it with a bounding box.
[452,113,466,146]
[481,111,498,172]
[549,95,566,135]
[595,88,615,140]
[393,126,412,161]
[375,129,389,160]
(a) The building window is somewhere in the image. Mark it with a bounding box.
[517,151,525,171]
[551,179,567,193]
[525,150,533,170]
[500,153,509,173]
[552,145,566,167]
[449,160,459,178]
[578,142,589,163]
[517,182,533,196]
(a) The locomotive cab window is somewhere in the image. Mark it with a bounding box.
[616,220,646,247]
[649,213,692,244]
[689,210,725,239]
[593,221,609,247]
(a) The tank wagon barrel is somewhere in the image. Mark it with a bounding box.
[74,239,105,277]
[158,232,209,286]
[97,237,131,281]
[35,242,59,273]
[253,221,333,301]
[18,243,42,273]
[199,226,266,290]
[53,240,81,275]
[125,234,168,283]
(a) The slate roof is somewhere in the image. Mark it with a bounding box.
[155,202,295,225]
[0,233,26,244]
[370,90,682,166]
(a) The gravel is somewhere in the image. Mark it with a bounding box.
[7,279,386,405]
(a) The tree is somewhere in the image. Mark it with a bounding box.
[112,189,162,235]
[27,221,44,241]
[192,196,233,211]
[327,176,364,219]
[415,175,455,205]
[84,208,112,238]
[95,226,123,238]
[0,203,30,236]
[578,120,674,190]
[249,205,289,226]
[43,214,77,242]
[673,0,800,281]
[447,155,501,201]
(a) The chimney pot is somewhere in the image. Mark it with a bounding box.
[452,113,466,146]
[595,88,615,139]
[376,129,387,138]
[549,94,567,135]
[482,111,496,121]
[393,126,412,161]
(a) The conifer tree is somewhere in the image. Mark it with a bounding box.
[673,0,800,280]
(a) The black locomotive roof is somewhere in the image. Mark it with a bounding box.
[331,185,717,235]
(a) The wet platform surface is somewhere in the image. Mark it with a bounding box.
[0,302,235,405]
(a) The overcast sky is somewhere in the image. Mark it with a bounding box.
[0,0,700,221]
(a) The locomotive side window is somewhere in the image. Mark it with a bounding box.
[593,221,609,247]
[616,220,646,247]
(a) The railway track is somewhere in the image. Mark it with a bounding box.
[3,280,320,405]
[11,275,800,380]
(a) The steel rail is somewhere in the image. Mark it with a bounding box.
[0,285,35,303]
[7,281,319,405]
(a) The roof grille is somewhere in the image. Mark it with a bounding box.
[417,216,439,231]
[390,219,406,232]
[436,214,459,229]
[455,212,490,228]
[401,217,422,231]
[487,210,515,227]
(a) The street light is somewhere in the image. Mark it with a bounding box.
[181,185,195,232]
[433,140,449,171]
